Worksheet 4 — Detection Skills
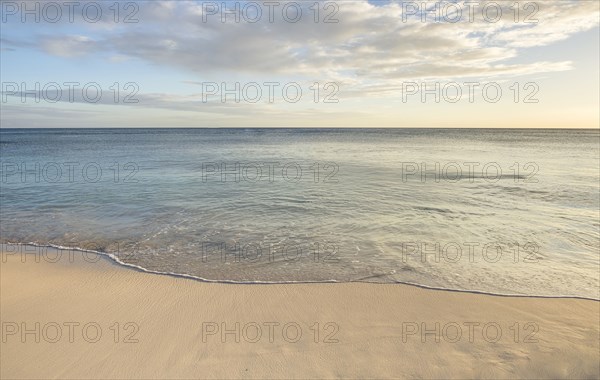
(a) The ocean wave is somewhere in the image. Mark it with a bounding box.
[2,242,597,301]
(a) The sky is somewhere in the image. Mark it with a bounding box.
[1,0,599,128]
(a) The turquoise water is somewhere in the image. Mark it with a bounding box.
[1,128,598,299]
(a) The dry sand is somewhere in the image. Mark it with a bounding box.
[1,247,599,379]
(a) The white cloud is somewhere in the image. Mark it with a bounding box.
[28,1,596,80]
[2,0,598,127]
[40,35,96,58]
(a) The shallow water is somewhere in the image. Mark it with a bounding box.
[1,128,598,299]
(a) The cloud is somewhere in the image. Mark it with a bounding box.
[13,0,596,83]
[1,0,598,127]
[40,35,97,58]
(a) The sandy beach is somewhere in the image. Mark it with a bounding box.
[2,0,599,378]
[1,247,599,379]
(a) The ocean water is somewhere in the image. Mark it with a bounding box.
[1,128,598,299]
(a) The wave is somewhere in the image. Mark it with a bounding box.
[3,241,598,302]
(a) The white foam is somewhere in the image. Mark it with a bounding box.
[2,242,598,301]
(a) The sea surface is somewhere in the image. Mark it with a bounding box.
[1,128,598,299]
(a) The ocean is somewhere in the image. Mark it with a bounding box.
[1,128,598,299]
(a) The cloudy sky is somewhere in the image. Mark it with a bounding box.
[1,0,598,128]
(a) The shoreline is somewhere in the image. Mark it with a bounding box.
[2,246,599,379]
[2,243,598,301]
